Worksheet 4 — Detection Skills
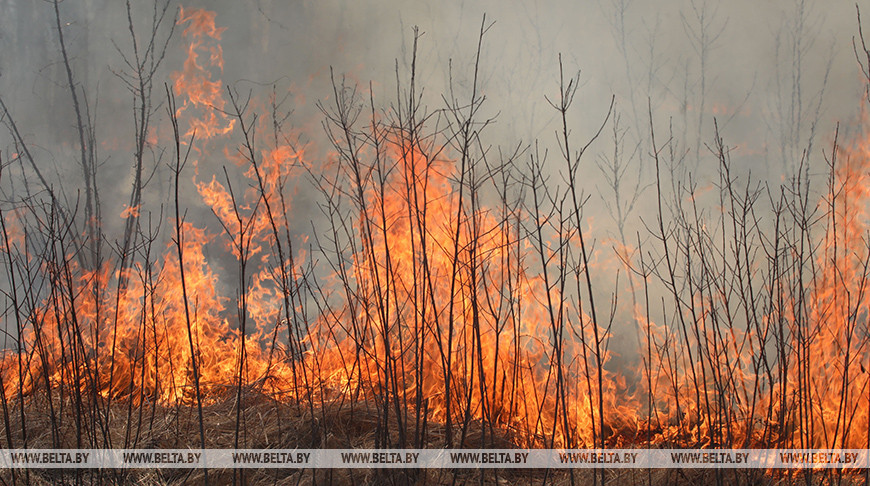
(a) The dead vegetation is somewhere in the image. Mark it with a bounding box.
[1,2,870,486]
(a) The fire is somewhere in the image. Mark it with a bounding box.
[634,127,870,449]
[2,6,870,455]
[0,8,298,408]
[300,136,634,446]
[171,7,234,142]
[120,204,140,219]
[797,131,870,448]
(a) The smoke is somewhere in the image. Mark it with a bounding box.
[1,1,860,172]
[0,0,864,351]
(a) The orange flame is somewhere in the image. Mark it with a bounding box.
[3,7,870,454]
[171,7,234,142]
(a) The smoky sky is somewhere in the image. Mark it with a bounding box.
[0,0,865,284]
[0,0,866,361]
[1,0,862,188]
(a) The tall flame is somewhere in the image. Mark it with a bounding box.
[2,7,870,453]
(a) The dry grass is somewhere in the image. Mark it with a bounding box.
[2,392,867,485]
[0,391,563,485]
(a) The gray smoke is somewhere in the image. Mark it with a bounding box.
[0,0,863,355]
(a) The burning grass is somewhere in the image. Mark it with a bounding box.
[2,3,870,485]
[0,392,821,486]
[1,392,860,485]
[0,391,565,485]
